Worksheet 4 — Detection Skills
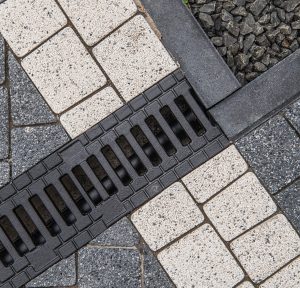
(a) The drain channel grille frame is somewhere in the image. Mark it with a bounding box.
[0,70,229,288]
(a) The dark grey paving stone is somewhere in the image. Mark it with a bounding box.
[0,161,9,187]
[91,218,139,247]
[26,255,76,287]
[78,247,141,288]
[0,86,9,160]
[285,99,300,134]
[11,125,69,177]
[210,50,300,139]
[237,116,300,194]
[0,35,4,84]
[143,245,175,288]
[8,52,56,125]
[275,180,300,234]
[140,0,240,108]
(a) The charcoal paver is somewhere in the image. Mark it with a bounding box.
[0,86,9,160]
[0,35,4,84]
[0,161,10,187]
[237,115,300,193]
[285,99,300,134]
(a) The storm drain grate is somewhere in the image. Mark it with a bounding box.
[0,70,228,288]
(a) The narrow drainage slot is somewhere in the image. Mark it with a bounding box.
[131,125,161,166]
[0,242,13,267]
[175,96,206,136]
[145,115,177,156]
[72,165,102,206]
[60,175,91,215]
[44,185,76,226]
[30,195,61,237]
[14,206,45,246]
[101,145,132,186]
[116,135,147,176]
[0,216,28,257]
[87,155,117,196]
[160,105,191,146]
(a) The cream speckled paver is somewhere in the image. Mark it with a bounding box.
[22,27,106,114]
[158,224,244,288]
[231,214,300,283]
[93,15,178,101]
[0,0,67,57]
[182,145,248,203]
[204,172,277,241]
[237,282,255,288]
[260,257,300,288]
[58,0,137,46]
[60,87,123,138]
[131,182,204,251]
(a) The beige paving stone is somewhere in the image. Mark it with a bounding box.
[260,257,300,288]
[93,15,178,102]
[204,172,277,241]
[58,0,137,46]
[238,281,255,288]
[60,87,123,138]
[182,145,248,203]
[0,0,66,57]
[131,182,204,251]
[231,214,300,283]
[22,27,106,114]
[158,224,244,288]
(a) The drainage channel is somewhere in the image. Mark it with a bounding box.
[0,70,228,288]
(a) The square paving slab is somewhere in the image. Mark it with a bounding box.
[0,0,67,57]
[22,27,106,114]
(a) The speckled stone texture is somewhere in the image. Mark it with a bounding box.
[237,115,300,193]
[0,0,67,57]
[237,281,255,288]
[58,0,137,46]
[78,247,141,288]
[131,182,204,251]
[0,86,8,159]
[158,224,244,288]
[182,145,248,203]
[0,35,4,84]
[22,27,106,114]
[0,161,9,187]
[11,125,69,177]
[285,98,300,133]
[91,218,139,247]
[231,214,300,283]
[93,15,178,101]
[8,52,56,125]
[26,255,76,287]
[60,87,123,138]
[204,172,277,241]
[260,256,300,288]
[275,180,300,233]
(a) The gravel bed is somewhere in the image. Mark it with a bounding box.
[189,0,300,84]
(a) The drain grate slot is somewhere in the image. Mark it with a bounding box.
[44,185,76,226]
[0,242,13,267]
[175,96,206,136]
[145,115,176,156]
[0,216,28,257]
[30,195,61,237]
[14,206,45,246]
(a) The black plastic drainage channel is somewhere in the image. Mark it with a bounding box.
[0,70,228,288]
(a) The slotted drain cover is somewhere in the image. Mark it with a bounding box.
[0,70,228,287]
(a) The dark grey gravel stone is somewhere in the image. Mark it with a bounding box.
[11,125,69,177]
[284,0,300,13]
[78,247,141,288]
[285,99,300,133]
[0,161,9,187]
[237,116,300,193]
[275,180,300,234]
[8,52,56,125]
[250,0,268,16]
[198,12,214,28]
[0,87,8,160]
[0,35,4,84]
[143,245,175,288]
[26,255,76,287]
[91,218,139,247]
